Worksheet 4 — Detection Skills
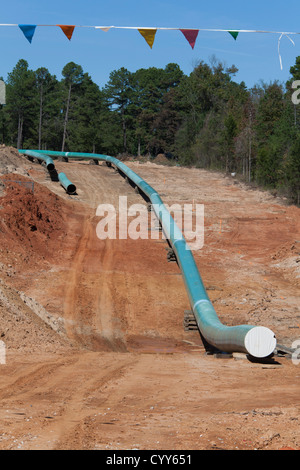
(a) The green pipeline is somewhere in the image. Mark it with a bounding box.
[19,149,277,358]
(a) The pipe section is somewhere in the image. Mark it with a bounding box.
[21,149,55,172]
[20,149,277,358]
[58,172,77,194]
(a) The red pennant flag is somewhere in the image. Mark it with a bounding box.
[180,29,199,49]
[57,25,75,41]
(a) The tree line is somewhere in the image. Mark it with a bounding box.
[0,57,299,204]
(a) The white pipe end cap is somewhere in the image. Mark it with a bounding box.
[244,326,276,358]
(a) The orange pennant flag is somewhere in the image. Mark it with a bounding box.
[57,25,75,41]
[138,28,157,48]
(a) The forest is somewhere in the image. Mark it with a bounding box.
[0,56,299,204]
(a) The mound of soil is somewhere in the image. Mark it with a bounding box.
[0,146,31,177]
[0,174,67,263]
[0,148,74,356]
[154,153,170,164]
[0,157,76,356]
[0,279,70,354]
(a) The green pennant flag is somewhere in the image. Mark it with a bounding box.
[228,31,239,40]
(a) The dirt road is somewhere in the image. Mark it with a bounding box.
[0,149,299,450]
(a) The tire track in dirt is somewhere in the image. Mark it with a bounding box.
[27,353,138,450]
[94,238,128,352]
[62,215,95,346]
[0,360,71,402]
[61,210,128,352]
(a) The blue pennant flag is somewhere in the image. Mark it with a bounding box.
[18,24,37,43]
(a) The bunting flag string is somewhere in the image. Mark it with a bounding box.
[2,23,299,69]
[278,33,295,70]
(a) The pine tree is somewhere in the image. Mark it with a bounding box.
[255,82,285,186]
[61,62,84,152]
[35,67,59,149]
[68,73,104,153]
[6,59,36,148]
[103,68,133,153]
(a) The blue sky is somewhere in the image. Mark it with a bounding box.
[1,0,300,89]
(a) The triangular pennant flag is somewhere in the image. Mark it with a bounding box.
[228,31,239,40]
[18,24,36,43]
[57,25,75,41]
[138,29,157,49]
[95,26,111,32]
[180,29,199,49]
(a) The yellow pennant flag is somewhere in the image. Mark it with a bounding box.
[138,28,157,48]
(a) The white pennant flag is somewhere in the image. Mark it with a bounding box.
[95,26,112,32]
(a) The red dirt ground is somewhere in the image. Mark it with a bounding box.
[0,147,299,450]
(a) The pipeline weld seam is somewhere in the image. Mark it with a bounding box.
[193,299,211,311]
